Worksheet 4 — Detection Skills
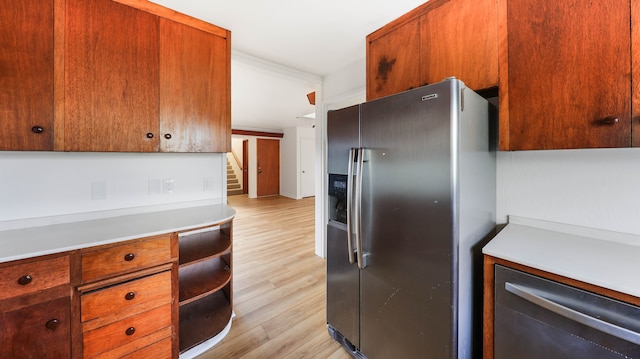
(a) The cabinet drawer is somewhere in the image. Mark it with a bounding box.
[120,336,172,359]
[81,270,172,325]
[82,235,172,282]
[91,327,172,359]
[83,303,172,358]
[0,255,69,300]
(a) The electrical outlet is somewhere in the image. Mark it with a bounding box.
[163,179,175,194]
[203,177,215,191]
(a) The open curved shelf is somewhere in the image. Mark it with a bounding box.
[179,289,232,353]
[178,257,231,304]
[179,229,231,266]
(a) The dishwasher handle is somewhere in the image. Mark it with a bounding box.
[505,282,640,346]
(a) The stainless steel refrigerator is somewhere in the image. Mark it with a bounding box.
[326,78,495,359]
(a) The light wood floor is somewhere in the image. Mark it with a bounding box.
[197,195,352,359]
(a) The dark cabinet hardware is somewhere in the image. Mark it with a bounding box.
[124,253,135,261]
[164,133,172,139]
[125,292,136,300]
[17,275,32,285]
[146,133,154,138]
[125,327,136,336]
[31,126,44,134]
[45,319,60,331]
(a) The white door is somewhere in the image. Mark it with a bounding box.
[300,137,315,197]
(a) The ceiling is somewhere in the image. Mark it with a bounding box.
[151,0,429,132]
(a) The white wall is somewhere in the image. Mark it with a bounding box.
[281,128,298,199]
[0,152,226,230]
[497,148,640,235]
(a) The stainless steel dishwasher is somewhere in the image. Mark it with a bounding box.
[494,265,640,358]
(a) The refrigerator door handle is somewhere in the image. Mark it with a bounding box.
[356,147,366,269]
[346,148,356,264]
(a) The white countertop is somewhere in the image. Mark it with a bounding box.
[0,204,235,263]
[483,216,640,298]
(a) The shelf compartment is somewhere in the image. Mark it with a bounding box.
[178,256,231,304]
[178,226,231,266]
[179,288,232,353]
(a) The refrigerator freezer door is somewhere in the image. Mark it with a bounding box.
[359,81,457,358]
[327,105,360,175]
[326,222,360,347]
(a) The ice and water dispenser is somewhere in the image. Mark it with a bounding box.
[328,174,348,225]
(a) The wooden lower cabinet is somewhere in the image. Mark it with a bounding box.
[1,217,234,357]
[0,296,71,358]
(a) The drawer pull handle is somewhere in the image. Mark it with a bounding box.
[125,327,136,336]
[505,282,640,345]
[124,253,135,261]
[45,319,60,331]
[600,116,619,125]
[125,292,136,301]
[164,133,172,140]
[17,275,32,285]
[31,126,44,134]
[146,132,154,139]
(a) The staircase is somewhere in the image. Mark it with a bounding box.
[227,159,243,196]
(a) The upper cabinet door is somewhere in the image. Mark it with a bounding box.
[0,0,54,151]
[419,0,498,91]
[501,0,631,150]
[159,19,231,153]
[367,20,421,101]
[65,0,160,152]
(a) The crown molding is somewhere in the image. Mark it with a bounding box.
[232,50,323,85]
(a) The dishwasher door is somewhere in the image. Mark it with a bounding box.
[494,265,640,359]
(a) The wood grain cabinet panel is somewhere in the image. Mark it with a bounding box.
[81,271,172,329]
[367,19,421,101]
[0,296,71,358]
[82,303,172,358]
[366,0,498,101]
[0,0,54,151]
[419,0,498,91]
[80,234,173,283]
[0,255,69,300]
[64,0,160,152]
[500,0,631,150]
[160,19,231,153]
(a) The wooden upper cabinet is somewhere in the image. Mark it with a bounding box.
[500,0,631,150]
[367,19,421,101]
[0,0,54,151]
[419,0,498,91]
[160,19,231,153]
[366,0,498,101]
[64,0,160,152]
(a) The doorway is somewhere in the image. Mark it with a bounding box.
[257,138,280,197]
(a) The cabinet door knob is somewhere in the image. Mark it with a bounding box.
[17,275,32,285]
[164,133,172,140]
[125,292,136,301]
[601,116,619,125]
[124,253,135,261]
[31,126,44,134]
[146,133,154,139]
[125,327,136,336]
[45,319,60,331]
